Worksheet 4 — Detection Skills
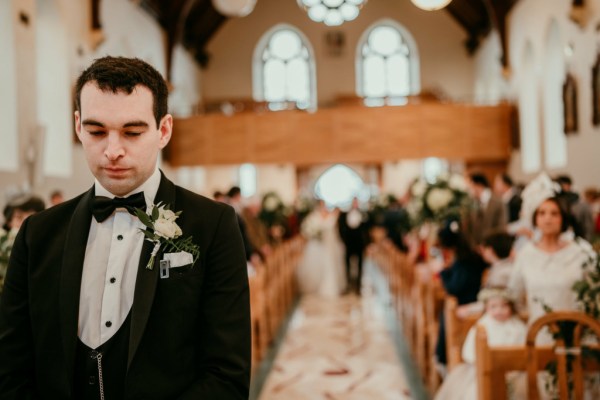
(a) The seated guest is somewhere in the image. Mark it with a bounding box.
[435,287,526,400]
[481,231,515,287]
[456,231,515,318]
[435,220,487,368]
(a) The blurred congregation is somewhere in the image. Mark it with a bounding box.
[2,0,600,399]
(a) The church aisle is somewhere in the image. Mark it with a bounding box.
[257,285,412,399]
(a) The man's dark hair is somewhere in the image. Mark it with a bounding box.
[482,231,514,259]
[499,173,513,187]
[555,175,573,187]
[227,186,241,198]
[74,56,169,127]
[469,173,489,188]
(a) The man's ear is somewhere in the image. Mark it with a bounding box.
[74,111,82,142]
[158,114,173,149]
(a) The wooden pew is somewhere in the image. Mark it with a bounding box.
[249,263,267,369]
[475,311,600,400]
[444,296,481,371]
[248,237,304,369]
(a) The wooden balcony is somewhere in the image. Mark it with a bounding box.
[167,102,514,166]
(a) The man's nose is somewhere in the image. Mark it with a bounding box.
[104,132,125,160]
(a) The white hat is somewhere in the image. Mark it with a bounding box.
[519,173,560,226]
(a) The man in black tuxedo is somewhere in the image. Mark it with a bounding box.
[0,57,251,399]
[338,198,369,294]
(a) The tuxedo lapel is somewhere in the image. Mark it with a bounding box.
[128,173,177,370]
[59,187,94,388]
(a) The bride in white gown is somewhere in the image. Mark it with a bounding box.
[297,201,346,298]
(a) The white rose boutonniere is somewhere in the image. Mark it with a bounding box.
[135,203,200,270]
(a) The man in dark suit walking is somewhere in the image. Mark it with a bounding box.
[338,198,369,295]
[0,57,251,399]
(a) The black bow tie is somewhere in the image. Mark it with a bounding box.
[91,192,146,222]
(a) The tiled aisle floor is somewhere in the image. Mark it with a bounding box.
[257,284,413,400]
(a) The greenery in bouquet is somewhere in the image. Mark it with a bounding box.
[259,191,288,228]
[0,228,17,291]
[407,174,470,227]
[572,241,600,322]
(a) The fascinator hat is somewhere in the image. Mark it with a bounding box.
[518,173,560,227]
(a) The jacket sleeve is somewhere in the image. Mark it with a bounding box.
[178,206,251,399]
[0,219,38,399]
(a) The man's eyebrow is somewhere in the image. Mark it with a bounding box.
[123,121,149,128]
[82,119,104,127]
[81,120,149,128]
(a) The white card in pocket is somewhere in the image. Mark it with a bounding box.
[163,251,194,268]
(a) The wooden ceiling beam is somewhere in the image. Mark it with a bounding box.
[483,0,518,74]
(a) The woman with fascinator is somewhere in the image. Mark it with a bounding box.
[508,179,594,342]
[508,174,598,398]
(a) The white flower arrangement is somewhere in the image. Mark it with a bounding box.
[408,174,470,226]
[263,195,279,212]
[135,203,199,270]
[259,191,287,228]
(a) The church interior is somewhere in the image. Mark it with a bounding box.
[1,0,600,399]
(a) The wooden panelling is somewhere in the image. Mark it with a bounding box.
[168,103,513,166]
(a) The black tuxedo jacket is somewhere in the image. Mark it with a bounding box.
[337,211,369,252]
[0,174,251,399]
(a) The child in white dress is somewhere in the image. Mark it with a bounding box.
[435,287,527,400]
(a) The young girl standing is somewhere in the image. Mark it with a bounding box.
[435,287,526,400]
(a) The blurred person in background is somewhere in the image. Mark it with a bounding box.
[49,190,65,207]
[2,194,46,231]
[493,173,522,223]
[555,175,594,241]
[464,173,506,247]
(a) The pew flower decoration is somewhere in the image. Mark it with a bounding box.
[134,203,200,270]
[407,174,470,226]
[259,191,287,228]
[0,228,17,291]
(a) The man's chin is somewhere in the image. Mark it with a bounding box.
[100,178,135,197]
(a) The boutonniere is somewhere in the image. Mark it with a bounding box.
[134,203,200,270]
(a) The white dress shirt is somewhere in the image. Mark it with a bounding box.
[78,168,161,349]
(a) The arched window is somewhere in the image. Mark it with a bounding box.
[356,19,420,103]
[253,24,317,111]
[314,164,368,209]
[422,158,448,183]
[0,0,18,171]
